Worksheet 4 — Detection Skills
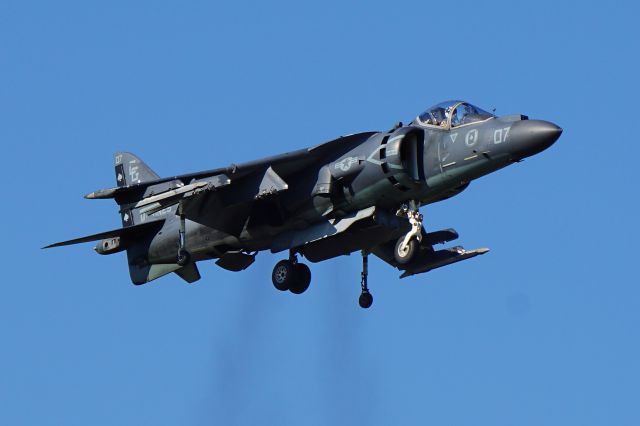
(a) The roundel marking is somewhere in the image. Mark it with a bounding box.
[465,129,479,147]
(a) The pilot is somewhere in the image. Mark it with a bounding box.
[432,107,446,126]
[441,107,452,127]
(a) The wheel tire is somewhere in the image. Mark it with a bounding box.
[394,237,418,265]
[177,249,190,266]
[272,260,294,291]
[290,263,311,294]
[359,292,373,309]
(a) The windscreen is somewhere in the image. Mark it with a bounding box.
[451,103,494,127]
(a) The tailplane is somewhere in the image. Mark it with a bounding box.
[46,152,201,285]
[43,219,165,250]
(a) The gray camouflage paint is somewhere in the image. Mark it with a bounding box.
[46,101,562,285]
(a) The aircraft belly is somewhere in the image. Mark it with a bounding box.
[145,218,236,264]
[271,207,409,262]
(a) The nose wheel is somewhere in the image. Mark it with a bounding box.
[394,202,423,265]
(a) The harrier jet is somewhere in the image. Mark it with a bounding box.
[46,100,562,308]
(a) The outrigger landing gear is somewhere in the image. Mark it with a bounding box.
[271,251,312,294]
[394,201,423,265]
[177,202,190,266]
[358,250,373,309]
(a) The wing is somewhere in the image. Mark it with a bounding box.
[84,132,378,237]
[85,132,377,203]
[370,229,489,278]
[271,207,409,260]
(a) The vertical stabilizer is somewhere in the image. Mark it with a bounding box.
[114,152,159,187]
[114,152,162,227]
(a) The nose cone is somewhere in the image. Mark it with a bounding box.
[509,120,562,161]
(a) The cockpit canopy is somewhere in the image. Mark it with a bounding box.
[416,100,494,128]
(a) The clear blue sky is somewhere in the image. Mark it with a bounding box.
[2,1,639,425]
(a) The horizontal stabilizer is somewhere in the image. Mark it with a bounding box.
[43,220,164,249]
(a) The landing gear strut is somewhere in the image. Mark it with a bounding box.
[394,201,423,265]
[359,250,373,309]
[177,202,190,266]
[271,251,311,294]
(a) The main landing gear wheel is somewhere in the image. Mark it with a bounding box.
[272,257,312,294]
[272,259,294,291]
[290,263,311,294]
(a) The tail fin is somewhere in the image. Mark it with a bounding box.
[113,152,165,227]
[114,152,159,187]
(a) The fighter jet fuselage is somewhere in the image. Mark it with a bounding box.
[47,100,562,308]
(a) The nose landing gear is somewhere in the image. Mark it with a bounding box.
[394,202,423,265]
[354,201,424,309]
